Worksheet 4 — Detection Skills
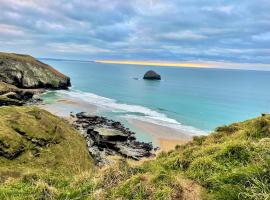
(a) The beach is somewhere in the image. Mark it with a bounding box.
[129,119,191,151]
[37,59,270,153]
[40,96,192,151]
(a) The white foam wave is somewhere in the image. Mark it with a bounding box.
[58,90,205,135]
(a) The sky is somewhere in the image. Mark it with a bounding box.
[0,0,270,64]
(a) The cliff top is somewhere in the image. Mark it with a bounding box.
[0,52,70,89]
[0,52,66,79]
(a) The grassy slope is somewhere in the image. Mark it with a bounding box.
[0,82,18,94]
[0,106,269,199]
[0,52,66,78]
[0,82,22,105]
[103,115,270,200]
[0,106,94,200]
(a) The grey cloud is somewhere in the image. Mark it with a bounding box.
[0,0,270,63]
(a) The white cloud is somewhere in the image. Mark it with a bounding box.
[159,31,207,40]
[252,32,270,41]
[0,0,269,63]
[201,5,234,14]
[46,43,113,54]
[0,24,24,36]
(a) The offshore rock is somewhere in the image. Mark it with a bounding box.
[143,70,161,80]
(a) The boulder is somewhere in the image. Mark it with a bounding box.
[0,52,70,89]
[143,70,161,80]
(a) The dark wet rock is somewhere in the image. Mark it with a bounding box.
[72,112,154,166]
[143,70,161,80]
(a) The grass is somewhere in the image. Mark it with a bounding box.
[0,106,95,199]
[0,82,23,105]
[0,106,269,199]
[0,82,18,95]
[0,52,66,78]
[153,115,270,199]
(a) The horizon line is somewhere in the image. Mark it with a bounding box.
[95,60,212,68]
[39,57,270,71]
[95,60,270,71]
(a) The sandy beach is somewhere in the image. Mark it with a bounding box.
[40,95,193,152]
[129,119,192,151]
[39,98,97,117]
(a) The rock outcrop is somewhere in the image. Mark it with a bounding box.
[143,70,161,80]
[0,52,71,89]
[0,82,43,106]
[72,112,154,166]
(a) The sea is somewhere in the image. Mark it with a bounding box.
[40,59,270,142]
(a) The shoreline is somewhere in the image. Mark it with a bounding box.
[39,97,97,117]
[129,119,191,151]
[40,94,194,151]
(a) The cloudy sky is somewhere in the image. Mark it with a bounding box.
[0,0,270,63]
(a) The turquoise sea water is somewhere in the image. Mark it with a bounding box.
[41,59,270,135]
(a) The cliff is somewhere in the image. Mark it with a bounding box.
[0,52,70,89]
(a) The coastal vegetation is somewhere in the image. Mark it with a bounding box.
[0,106,269,199]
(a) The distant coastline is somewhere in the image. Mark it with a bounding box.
[95,59,270,71]
[37,58,270,71]
[95,60,211,68]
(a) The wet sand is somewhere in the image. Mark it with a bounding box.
[39,98,97,117]
[129,119,192,151]
[40,96,193,152]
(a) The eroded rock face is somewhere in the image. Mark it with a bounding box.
[0,52,70,89]
[143,70,161,80]
[72,112,154,166]
[0,82,43,106]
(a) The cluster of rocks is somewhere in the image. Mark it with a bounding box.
[72,112,154,166]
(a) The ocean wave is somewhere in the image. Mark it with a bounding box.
[58,90,205,135]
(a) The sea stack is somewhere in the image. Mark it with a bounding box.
[143,70,161,80]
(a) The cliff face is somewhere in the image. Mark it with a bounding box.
[0,52,70,89]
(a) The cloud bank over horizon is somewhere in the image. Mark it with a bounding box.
[0,0,270,64]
